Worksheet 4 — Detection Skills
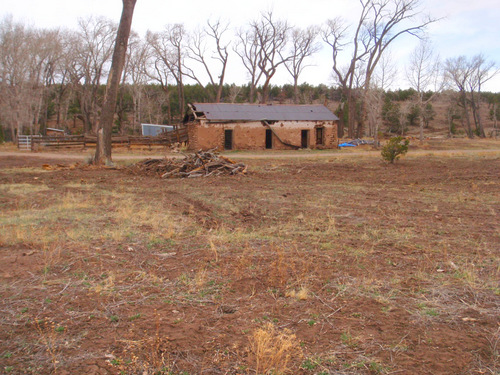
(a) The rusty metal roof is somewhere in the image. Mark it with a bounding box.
[191,103,338,121]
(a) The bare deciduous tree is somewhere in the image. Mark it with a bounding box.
[366,53,397,144]
[324,0,436,138]
[143,33,173,122]
[234,26,262,103]
[29,28,66,134]
[445,55,498,138]
[251,11,292,104]
[468,55,498,137]
[235,11,291,103]
[147,24,187,117]
[123,33,150,134]
[0,18,65,141]
[323,14,368,138]
[71,16,117,134]
[47,29,73,130]
[406,39,443,140]
[227,84,242,103]
[185,19,230,103]
[94,0,137,165]
[283,26,321,104]
[0,17,33,141]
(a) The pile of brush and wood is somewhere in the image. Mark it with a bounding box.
[130,149,247,178]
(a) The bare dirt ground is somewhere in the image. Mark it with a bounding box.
[2,137,500,163]
[0,143,499,375]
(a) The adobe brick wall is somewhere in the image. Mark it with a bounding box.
[187,120,338,151]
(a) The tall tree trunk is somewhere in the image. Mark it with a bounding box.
[249,84,255,104]
[448,109,452,138]
[470,91,481,137]
[347,92,356,138]
[418,94,424,142]
[260,77,272,104]
[94,0,137,165]
[337,102,345,138]
[176,80,184,120]
[494,103,498,130]
[9,123,16,143]
[474,101,485,138]
[177,51,185,118]
[293,79,299,104]
[461,93,473,138]
[215,63,227,103]
[81,92,92,134]
[132,94,138,135]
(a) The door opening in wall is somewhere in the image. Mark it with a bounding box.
[265,129,273,149]
[301,130,309,148]
[224,129,233,150]
[316,127,324,145]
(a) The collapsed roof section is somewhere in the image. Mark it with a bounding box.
[187,103,339,122]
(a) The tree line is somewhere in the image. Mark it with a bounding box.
[0,0,498,143]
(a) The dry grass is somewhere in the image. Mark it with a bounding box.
[0,188,181,249]
[248,323,302,374]
[286,286,310,300]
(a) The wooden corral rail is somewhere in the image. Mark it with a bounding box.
[157,126,188,144]
[30,127,188,151]
[17,135,41,150]
[31,135,86,150]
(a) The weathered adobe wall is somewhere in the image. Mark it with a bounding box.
[188,121,338,151]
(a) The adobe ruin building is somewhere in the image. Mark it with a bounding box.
[184,103,339,151]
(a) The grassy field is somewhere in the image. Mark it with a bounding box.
[0,148,499,374]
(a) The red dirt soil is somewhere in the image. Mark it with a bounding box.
[0,149,499,375]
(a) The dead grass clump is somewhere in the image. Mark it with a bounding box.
[248,323,302,374]
[268,246,289,287]
[285,286,310,300]
[111,310,172,374]
[34,319,61,374]
[266,245,318,289]
[41,242,63,276]
[90,272,116,295]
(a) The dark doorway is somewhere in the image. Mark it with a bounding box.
[301,130,309,148]
[224,129,233,150]
[316,127,324,145]
[265,129,273,149]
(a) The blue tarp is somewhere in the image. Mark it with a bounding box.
[338,139,376,147]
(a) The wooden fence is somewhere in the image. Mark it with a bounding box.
[17,135,42,150]
[29,127,188,151]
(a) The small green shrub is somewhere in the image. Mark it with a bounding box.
[301,358,319,370]
[381,136,410,163]
[129,313,142,321]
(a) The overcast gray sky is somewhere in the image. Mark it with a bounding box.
[2,0,499,91]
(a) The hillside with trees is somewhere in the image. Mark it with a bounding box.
[0,0,498,143]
